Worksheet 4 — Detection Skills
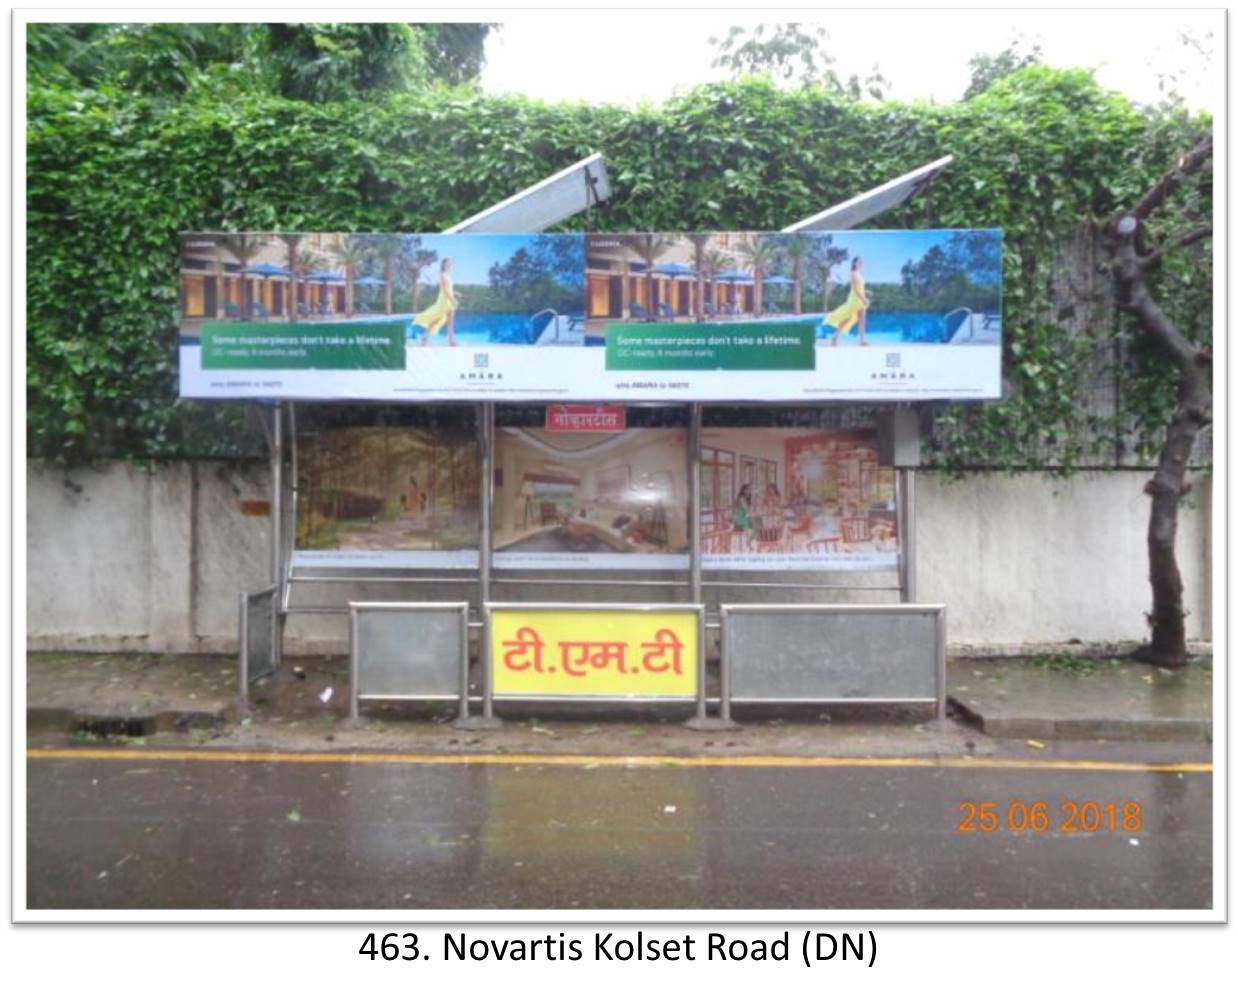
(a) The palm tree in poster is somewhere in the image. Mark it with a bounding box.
[278,233,303,322]
[699,249,731,313]
[810,237,850,312]
[780,234,812,315]
[685,233,712,321]
[735,234,777,317]
[216,234,268,320]
[364,234,403,315]
[621,233,677,320]
[404,238,439,313]
[331,235,366,318]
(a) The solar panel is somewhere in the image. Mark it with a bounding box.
[781,155,953,232]
[445,152,612,234]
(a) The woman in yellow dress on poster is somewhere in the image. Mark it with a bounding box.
[826,256,870,347]
[414,257,458,347]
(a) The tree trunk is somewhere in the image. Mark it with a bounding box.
[411,270,423,313]
[1106,133,1212,666]
[1136,362,1209,665]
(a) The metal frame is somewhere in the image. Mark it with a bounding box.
[251,154,943,707]
[481,601,706,718]
[237,584,278,696]
[719,603,947,721]
[348,601,470,720]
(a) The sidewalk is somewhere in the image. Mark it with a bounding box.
[26,650,1212,756]
[947,656,1212,742]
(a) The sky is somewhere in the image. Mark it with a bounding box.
[413,234,547,285]
[481,8,1219,111]
[821,230,993,286]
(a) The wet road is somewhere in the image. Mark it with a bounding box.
[26,749,1211,910]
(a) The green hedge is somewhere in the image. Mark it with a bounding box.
[26,68,1210,468]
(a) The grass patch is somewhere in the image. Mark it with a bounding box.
[1028,652,1123,676]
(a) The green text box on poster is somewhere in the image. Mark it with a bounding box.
[605,321,816,372]
[201,321,406,370]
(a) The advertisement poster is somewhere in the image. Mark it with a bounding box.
[178,229,1001,402]
[293,425,479,568]
[493,427,689,570]
[700,427,899,571]
[490,607,699,699]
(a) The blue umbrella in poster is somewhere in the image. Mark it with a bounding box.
[653,262,697,317]
[304,270,343,315]
[242,262,291,318]
[714,269,753,315]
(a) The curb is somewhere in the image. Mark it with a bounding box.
[948,696,1211,743]
[27,704,232,736]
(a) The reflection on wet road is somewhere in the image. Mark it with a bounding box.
[27,750,1211,910]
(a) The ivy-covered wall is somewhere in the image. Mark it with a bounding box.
[26,68,1210,468]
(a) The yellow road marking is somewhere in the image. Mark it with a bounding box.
[25,748,1212,774]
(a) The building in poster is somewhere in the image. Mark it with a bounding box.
[700,427,898,571]
[492,427,690,570]
[178,229,1002,402]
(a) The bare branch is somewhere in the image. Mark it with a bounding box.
[1139,225,1213,271]
[1124,134,1212,225]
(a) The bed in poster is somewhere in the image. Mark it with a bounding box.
[177,229,1002,402]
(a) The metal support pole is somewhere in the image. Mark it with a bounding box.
[348,606,360,721]
[479,402,494,607]
[683,403,738,731]
[271,401,283,588]
[684,602,738,731]
[936,606,948,722]
[454,411,503,730]
[270,402,285,667]
[456,605,471,724]
[282,403,298,613]
[901,468,917,603]
[688,403,703,605]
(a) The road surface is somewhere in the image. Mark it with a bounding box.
[26,748,1211,910]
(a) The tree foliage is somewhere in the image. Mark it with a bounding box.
[25,22,494,100]
[710,23,889,100]
[964,38,1043,99]
[25,65,1210,469]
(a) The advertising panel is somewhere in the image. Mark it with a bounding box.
[178,229,1001,401]
[293,424,479,568]
[700,427,899,571]
[492,427,689,570]
[489,606,699,699]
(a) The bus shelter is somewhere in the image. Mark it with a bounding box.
[180,154,997,730]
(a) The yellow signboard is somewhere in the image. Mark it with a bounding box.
[489,606,699,698]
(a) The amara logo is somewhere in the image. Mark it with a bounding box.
[474,352,489,369]
[885,352,901,369]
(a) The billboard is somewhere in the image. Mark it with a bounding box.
[178,229,1001,402]
[492,427,689,570]
[700,427,898,571]
[293,424,479,568]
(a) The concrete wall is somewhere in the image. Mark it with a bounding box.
[26,460,1211,655]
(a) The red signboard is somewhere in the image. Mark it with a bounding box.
[545,405,626,433]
